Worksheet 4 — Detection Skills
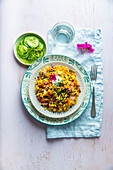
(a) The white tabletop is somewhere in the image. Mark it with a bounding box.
[1,0,113,170]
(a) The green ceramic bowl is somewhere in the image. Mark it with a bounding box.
[14,33,46,66]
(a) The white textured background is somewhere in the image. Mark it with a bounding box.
[0,0,113,170]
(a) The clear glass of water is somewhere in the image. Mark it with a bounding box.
[52,22,75,45]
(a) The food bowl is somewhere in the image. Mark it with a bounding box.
[29,61,85,118]
[14,33,46,66]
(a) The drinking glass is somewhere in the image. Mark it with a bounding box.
[52,22,75,46]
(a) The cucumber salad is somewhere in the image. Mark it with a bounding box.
[16,35,46,65]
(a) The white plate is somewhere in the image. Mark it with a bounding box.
[21,55,91,125]
[29,61,85,118]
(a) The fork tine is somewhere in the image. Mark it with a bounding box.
[92,65,95,74]
[91,66,93,73]
[94,65,97,70]
[90,65,97,81]
[90,66,92,76]
[92,65,95,75]
[96,66,97,78]
[94,65,97,78]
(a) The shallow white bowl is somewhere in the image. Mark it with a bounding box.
[29,61,85,118]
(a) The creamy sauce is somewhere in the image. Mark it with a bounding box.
[52,75,62,87]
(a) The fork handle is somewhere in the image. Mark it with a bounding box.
[91,86,96,118]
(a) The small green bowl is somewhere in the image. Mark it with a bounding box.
[14,33,46,66]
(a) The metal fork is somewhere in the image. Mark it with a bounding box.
[90,65,97,118]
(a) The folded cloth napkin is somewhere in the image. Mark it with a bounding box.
[46,29,103,139]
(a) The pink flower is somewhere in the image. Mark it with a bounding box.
[82,44,86,49]
[89,48,94,53]
[87,44,92,49]
[50,73,56,81]
[77,42,94,54]
[77,44,82,49]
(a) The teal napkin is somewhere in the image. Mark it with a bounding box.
[47,29,103,139]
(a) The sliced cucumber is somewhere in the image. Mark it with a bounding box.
[38,42,44,51]
[24,36,39,48]
[35,50,40,56]
[21,53,29,59]
[18,45,28,55]
[40,51,44,57]
[28,54,37,60]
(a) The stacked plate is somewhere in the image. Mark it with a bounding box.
[21,55,91,125]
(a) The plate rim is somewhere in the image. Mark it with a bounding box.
[21,54,91,125]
